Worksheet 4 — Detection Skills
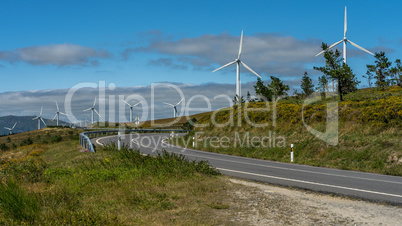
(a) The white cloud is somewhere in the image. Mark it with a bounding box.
[0,44,110,66]
[129,32,324,77]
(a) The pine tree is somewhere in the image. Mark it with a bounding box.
[268,76,290,98]
[314,43,359,101]
[366,51,392,89]
[253,78,272,101]
[300,72,314,97]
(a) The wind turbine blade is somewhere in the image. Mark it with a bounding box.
[344,6,347,37]
[93,97,97,108]
[55,101,59,111]
[133,101,142,107]
[212,60,237,72]
[315,40,343,56]
[163,102,175,107]
[176,98,184,106]
[241,61,262,78]
[83,108,92,112]
[52,114,57,121]
[33,116,39,120]
[40,107,43,116]
[12,122,17,129]
[238,30,243,59]
[4,127,11,130]
[122,99,132,107]
[94,109,102,118]
[59,112,67,116]
[41,118,47,126]
[347,40,374,55]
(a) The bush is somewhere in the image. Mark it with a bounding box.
[0,143,10,151]
[51,135,62,143]
[20,138,33,146]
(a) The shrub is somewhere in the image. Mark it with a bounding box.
[0,143,10,151]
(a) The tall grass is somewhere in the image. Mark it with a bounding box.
[0,179,40,223]
[0,136,224,224]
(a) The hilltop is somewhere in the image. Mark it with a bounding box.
[174,86,402,176]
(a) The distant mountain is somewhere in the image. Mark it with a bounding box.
[0,115,68,135]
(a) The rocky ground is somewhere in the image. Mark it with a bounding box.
[218,178,402,225]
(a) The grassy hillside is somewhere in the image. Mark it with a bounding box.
[173,86,402,176]
[0,128,228,224]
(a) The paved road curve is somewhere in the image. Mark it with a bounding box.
[93,133,402,205]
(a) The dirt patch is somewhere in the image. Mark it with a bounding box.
[219,178,402,225]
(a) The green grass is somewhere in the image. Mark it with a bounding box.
[0,128,230,225]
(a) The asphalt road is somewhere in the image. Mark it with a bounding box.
[93,133,402,205]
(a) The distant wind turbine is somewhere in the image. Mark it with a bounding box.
[83,97,101,124]
[33,107,47,130]
[164,98,184,118]
[122,100,141,122]
[316,6,374,64]
[52,101,67,126]
[213,30,261,102]
[4,122,17,135]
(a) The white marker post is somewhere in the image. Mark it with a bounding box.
[291,144,294,163]
[118,131,121,151]
[192,136,195,148]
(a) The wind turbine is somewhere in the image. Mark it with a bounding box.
[52,101,67,126]
[316,6,374,64]
[164,98,184,118]
[33,107,47,130]
[4,122,17,135]
[83,97,101,124]
[122,100,141,122]
[213,30,261,102]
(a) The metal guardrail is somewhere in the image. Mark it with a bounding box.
[79,129,189,152]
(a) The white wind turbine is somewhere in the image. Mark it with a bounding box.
[33,107,47,130]
[122,100,141,122]
[52,101,67,126]
[213,30,261,102]
[316,6,374,64]
[164,98,184,118]
[83,97,101,124]
[4,122,17,135]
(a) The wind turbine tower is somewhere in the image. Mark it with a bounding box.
[83,97,102,124]
[316,6,374,64]
[4,122,17,135]
[213,30,261,102]
[52,101,67,126]
[122,100,141,122]
[33,107,47,130]
[163,98,184,118]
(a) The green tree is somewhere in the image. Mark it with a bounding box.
[300,72,314,97]
[268,76,290,98]
[366,51,392,89]
[390,59,402,87]
[339,64,360,94]
[232,95,245,105]
[253,78,272,101]
[314,43,359,101]
[316,75,328,97]
[363,71,374,88]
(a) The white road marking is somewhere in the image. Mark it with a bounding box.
[96,134,402,187]
[160,139,402,185]
[216,168,402,199]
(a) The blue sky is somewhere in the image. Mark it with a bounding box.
[0,0,401,121]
